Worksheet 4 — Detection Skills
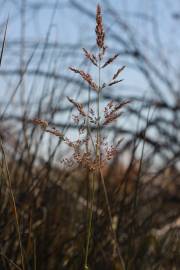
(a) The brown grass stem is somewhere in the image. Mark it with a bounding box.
[100,168,125,270]
[0,252,22,270]
[84,172,95,270]
[0,139,25,270]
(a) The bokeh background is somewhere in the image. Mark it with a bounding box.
[0,1,180,269]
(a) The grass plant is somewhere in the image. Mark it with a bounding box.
[33,5,129,269]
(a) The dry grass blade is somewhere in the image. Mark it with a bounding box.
[99,169,126,270]
[0,139,25,270]
[0,16,8,67]
[0,252,22,270]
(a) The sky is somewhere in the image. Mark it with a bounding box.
[0,0,180,163]
[1,0,180,53]
[1,0,180,110]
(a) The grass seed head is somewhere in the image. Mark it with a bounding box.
[112,65,126,80]
[46,128,64,138]
[67,96,86,117]
[69,67,98,91]
[96,4,105,49]
[82,48,98,66]
[101,53,120,68]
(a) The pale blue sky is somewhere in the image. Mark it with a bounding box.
[1,0,180,105]
[0,0,179,162]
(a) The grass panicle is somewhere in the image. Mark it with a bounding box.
[33,4,128,270]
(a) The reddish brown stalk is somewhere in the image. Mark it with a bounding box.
[0,139,25,270]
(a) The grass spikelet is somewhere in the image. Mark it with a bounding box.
[101,53,120,68]
[32,118,48,129]
[112,65,126,80]
[67,96,86,117]
[69,67,98,91]
[95,4,105,49]
[46,128,64,138]
[82,48,98,66]
[108,79,123,86]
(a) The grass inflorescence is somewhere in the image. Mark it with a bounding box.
[33,4,129,269]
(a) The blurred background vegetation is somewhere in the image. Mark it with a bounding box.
[0,1,180,269]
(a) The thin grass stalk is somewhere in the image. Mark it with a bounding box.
[99,168,126,270]
[133,106,151,212]
[97,44,125,269]
[84,48,102,269]
[84,85,91,270]
[0,252,22,270]
[127,107,151,269]
[0,139,25,270]
[86,86,96,153]
[0,17,8,66]
[96,49,101,164]
[84,172,95,270]
[33,238,37,270]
